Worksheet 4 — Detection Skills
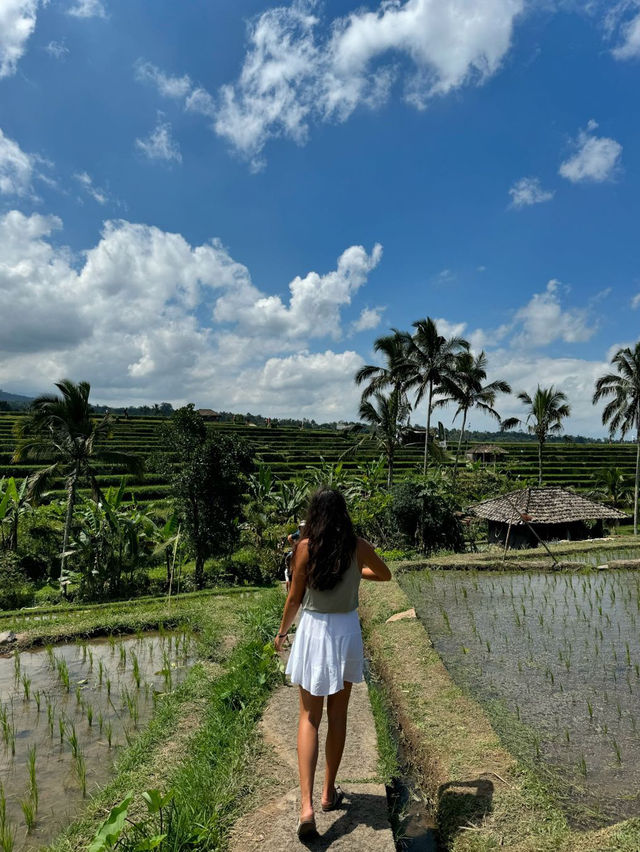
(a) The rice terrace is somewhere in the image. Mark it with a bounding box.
[3,1,640,850]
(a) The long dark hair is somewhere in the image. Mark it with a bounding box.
[305,488,357,591]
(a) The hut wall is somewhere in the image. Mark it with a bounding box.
[488,519,607,548]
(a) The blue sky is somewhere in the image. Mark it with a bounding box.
[1,0,639,435]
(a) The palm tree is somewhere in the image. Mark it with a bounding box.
[436,351,511,478]
[12,379,142,584]
[593,343,640,534]
[590,466,630,510]
[359,389,410,488]
[503,385,571,486]
[355,329,412,404]
[405,318,469,473]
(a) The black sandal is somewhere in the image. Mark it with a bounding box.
[296,817,317,839]
[321,785,344,812]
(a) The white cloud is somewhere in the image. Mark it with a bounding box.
[45,40,68,59]
[512,279,596,347]
[67,0,106,18]
[509,176,554,208]
[213,242,383,342]
[559,120,622,183]
[135,61,193,100]
[135,121,182,163]
[0,0,39,78]
[0,127,38,197]
[351,306,384,333]
[0,211,380,420]
[434,317,467,339]
[605,1,640,60]
[74,171,108,204]
[139,0,525,166]
[631,293,640,309]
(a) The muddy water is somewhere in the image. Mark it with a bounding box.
[401,570,640,827]
[0,631,196,849]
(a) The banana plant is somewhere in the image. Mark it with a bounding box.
[0,476,30,551]
[271,478,309,523]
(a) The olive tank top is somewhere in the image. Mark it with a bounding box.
[302,550,360,613]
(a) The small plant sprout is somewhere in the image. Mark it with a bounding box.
[75,751,87,796]
[0,782,16,851]
[58,716,66,744]
[47,703,55,738]
[20,798,35,833]
[106,721,113,748]
[21,674,31,701]
[612,738,622,765]
[13,649,20,682]
[28,745,38,808]
[86,704,94,727]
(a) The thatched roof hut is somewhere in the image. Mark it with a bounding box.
[197,409,220,421]
[465,444,508,463]
[470,487,626,548]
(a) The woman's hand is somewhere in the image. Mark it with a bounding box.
[274,633,288,652]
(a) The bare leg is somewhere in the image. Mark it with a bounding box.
[322,681,352,807]
[298,687,324,822]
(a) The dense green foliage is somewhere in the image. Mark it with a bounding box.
[155,405,254,588]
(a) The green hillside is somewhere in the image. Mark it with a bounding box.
[0,411,637,506]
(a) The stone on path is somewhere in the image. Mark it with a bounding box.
[0,631,16,647]
[230,656,396,851]
[385,608,416,623]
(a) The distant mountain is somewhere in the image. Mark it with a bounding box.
[0,389,34,407]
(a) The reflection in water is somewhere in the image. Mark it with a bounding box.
[0,631,196,849]
[402,569,640,827]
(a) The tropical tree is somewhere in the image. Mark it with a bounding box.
[405,318,469,473]
[159,405,253,587]
[503,385,571,486]
[0,477,30,551]
[359,389,411,488]
[355,329,413,403]
[12,379,142,584]
[593,343,640,534]
[589,466,630,510]
[436,351,511,478]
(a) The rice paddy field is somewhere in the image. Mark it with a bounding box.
[400,567,640,827]
[1,411,639,506]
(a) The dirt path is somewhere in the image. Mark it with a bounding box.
[229,651,396,851]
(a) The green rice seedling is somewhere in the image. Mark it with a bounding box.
[106,677,111,697]
[28,744,38,808]
[13,649,20,682]
[58,716,65,744]
[21,674,31,701]
[56,659,70,692]
[75,751,87,796]
[0,782,15,852]
[108,633,116,649]
[33,691,41,713]
[565,728,570,743]
[20,799,35,833]
[579,754,588,777]
[45,645,55,668]
[612,737,622,765]
[67,724,79,759]
[80,640,87,662]
[587,701,593,720]
[87,649,94,671]
[131,651,141,688]
[47,703,54,738]
[119,644,127,666]
[98,659,105,686]
[106,721,113,748]
[86,705,93,727]
[98,712,104,733]
[75,686,83,707]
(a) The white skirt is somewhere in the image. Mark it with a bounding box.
[286,608,364,696]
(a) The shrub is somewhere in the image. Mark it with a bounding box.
[0,552,35,610]
[349,492,393,546]
[389,479,465,554]
[33,583,65,606]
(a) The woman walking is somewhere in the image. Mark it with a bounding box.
[274,487,391,839]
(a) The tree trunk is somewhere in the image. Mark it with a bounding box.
[538,441,543,487]
[634,422,640,536]
[423,380,433,475]
[387,445,394,490]
[453,409,468,480]
[60,466,79,585]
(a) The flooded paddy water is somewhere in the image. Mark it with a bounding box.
[400,569,640,826]
[0,630,197,849]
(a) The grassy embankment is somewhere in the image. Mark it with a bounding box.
[4,586,286,852]
[394,536,640,573]
[360,572,640,852]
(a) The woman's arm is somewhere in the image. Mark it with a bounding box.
[357,538,392,582]
[274,538,309,650]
